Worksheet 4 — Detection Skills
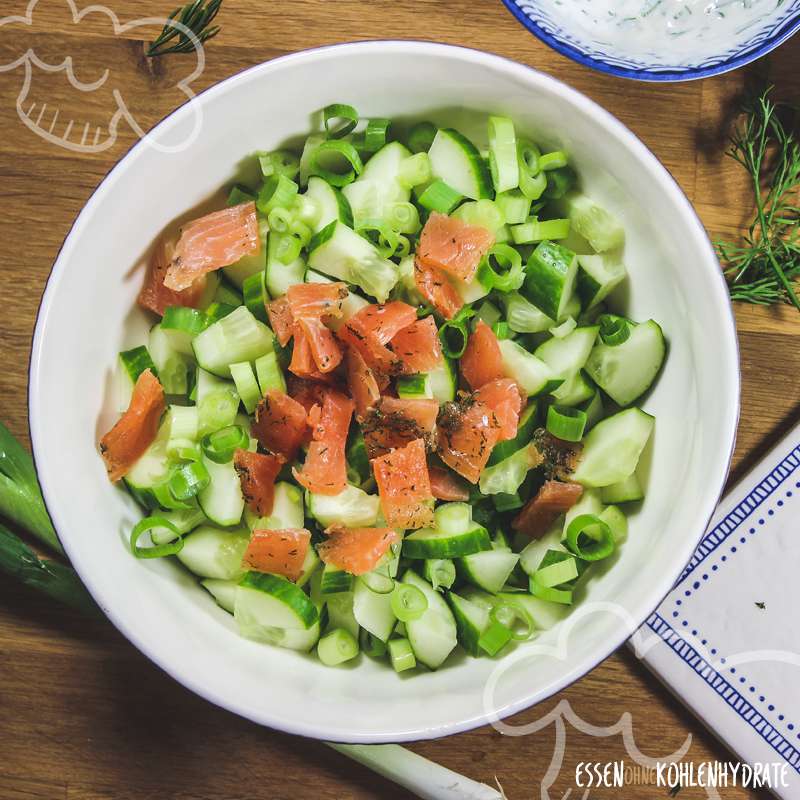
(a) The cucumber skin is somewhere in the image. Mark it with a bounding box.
[447,592,489,657]
[523,241,578,321]
[402,525,492,560]
[238,571,319,629]
[430,128,493,200]
[487,403,538,466]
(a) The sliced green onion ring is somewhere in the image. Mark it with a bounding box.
[599,314,632,346]
[565,514,615,562]
[258,150,300,180]
[417,179,462,214]
[257,174,298,216]
[546,405,587,442]
[360,564,395,595]
[362,118,390,152]
[408,121,437,154]
[267,206,293,233]
[323,103,359,139]
[274,232,302,265]
[480,243,524,293]
[201,424,249,464]
[289,218,313,247]
[317,628,359,666]
[130,516,184,559]
[439,307,475,359]
[309,140,363,187]
[356,220,400,259]
[478,620,514,656]
[490,602,535,642]
[391,584,428,622]
[168,459,210,502]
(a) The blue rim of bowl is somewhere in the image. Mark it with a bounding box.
[499,0,800,82]
[27,40,741,743]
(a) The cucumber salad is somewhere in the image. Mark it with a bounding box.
[99,104,665,672]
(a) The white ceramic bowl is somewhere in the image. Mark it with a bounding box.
[29,41,739,743]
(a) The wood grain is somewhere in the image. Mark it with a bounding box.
[1,1,798,797]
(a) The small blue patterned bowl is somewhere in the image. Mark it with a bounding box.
[502,0,800,81]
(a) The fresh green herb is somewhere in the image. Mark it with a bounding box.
[0,421,61,554]
[716,86,800,310]
[147,0,223,58]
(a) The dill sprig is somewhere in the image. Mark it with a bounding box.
[147,0,223,58]
[716,86,800,310]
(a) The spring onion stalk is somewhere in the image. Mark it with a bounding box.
[360,117,391,152]
[357,221,400,259]
[230,361,262,414]
[201,425,249,464]
[387,638,417,672]
[542,166,576,200]
[492,492,524,512]
[0,522,96,613]
[326,743,504,800]
[130,516,184,559]
[290,218,313,247]
[548,317,576,339]
[534,555,579,588]
[478,620,514,656]
[517,138,546,201]
[491,602,535,642]
[510,217,570,245]
[598,314,632,346]
[423,558,456,591]
[488,116,519,194]
[546,405,587,442]
[168,460,210,502]
[399,153,432,190]
[418,179,462,214]
[452,200,504,234]
[475,300,501,327]
[309,140,363,187]
[0,422,61,554]
[530,576,573,605]
[492,321,511,340]
[390,583,428,622]
[565,514,615,562]
[255,351,287,395]
[273,232,303,265]
[198,388,239,438]
[258,174,299,216]
[317,627,359,666]
[386,202,421,235]
[258,150,300,180]
[167,405,199,441]
[119,346,158,384]
[495,190,531,225]
[323,103,359,139]
[292,193,321,228]
[539,150,568,171]
[407,121,437,154]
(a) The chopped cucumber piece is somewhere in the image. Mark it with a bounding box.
[497,591,568,631]
[601,472,644,504]
[353,578,396,642]
[584,320,666,406]
[305,176,354,232]
[321,562,354,595]
[308,221,399,303]
[229,361,261,414]
[447,591,490,657]
[201,578,238,613]
[523,241,579,322]
[401,570,457,669]
[600,505,628,543]
[149,504,206,545]
[488,403,538,465]
[479,443,538,496]
[498,339,560,397]
[388,637,416,672]
[572,408,655,488]
[428,357,457,403]
[577,253,626,308]
[177,525,249,580]
[245,481,304,531]
[457,549,520,594]
[235,572,319,637]
[551,371,595,407]
[428,128,492,200]
[434,502,473,535]
[403,524,491,559]
[265,232,306,298]
[192,306,274,378]
[396,373,433,400]
[535,326,598,380]
[148,326,191,397]
[501,292,555,334]
[325,590,360,638]
[562,192,625,253]
[254,350,286,395]
[197,454,245,527]
[307,483,380,528]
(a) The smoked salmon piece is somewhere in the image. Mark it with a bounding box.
[475,378,522,442]
[460,320,504,390]
[233,449,285,517]
[138,239,207,316]
[390,316,443,374]
[361,397,439,459]
[436,397,501,484]
[428,465,470,502]
[297,317,343,373]
[345,346,380,420]
[266,296,294,347]
[286,282,347,320]
[512,480,583,538]
[243,528,311,581]
[371,438,435,529]
[414,258,464,320]
[293,389,354,496]
[339,301,417,374]
[417,211,495,283]
[100,369,165,482]
[252,390,308,462]
[317,527,399,576]
[164,202,260,291]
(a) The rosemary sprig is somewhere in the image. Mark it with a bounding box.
[147,0,223,58]
[716,86,800,310]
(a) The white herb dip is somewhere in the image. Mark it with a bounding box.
[542,0,788,64]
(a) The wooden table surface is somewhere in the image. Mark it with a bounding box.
[1,2,799,798]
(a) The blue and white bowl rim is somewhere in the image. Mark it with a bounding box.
[500,0,800,82]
